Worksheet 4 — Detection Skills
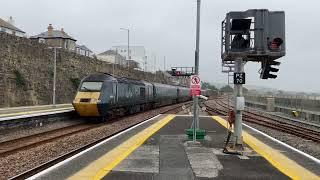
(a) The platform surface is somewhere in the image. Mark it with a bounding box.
[29,114,320,180]
[0,104,73,121]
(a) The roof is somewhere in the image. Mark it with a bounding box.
[76,45,92,52]
[98,50,125,59]
[30,30,76,41]
[0,18,25,33]
[98,50,123,56]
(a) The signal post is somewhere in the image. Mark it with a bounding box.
[221,9,286,154]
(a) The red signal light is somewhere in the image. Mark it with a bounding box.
[270,38,283,50]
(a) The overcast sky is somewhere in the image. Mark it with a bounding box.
[1,0,319,92]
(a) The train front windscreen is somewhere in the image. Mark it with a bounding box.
[80,82,103,92]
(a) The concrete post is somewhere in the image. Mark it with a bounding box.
[266,97,275,112]
[53,48,57,106]
[233,57,243,146]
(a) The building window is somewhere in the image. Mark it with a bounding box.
[124,49,126,52]
[39,38,45,43]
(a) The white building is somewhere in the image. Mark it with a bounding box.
[97,50,127,66]
[76,45,93,57]
[111,45,147,70]
[0,16,25,37]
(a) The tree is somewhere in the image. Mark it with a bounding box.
[220,85,233,93]
[201,81,218,90]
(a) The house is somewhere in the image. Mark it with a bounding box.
[127,60,140,69]
[0,16,25,37]
[30,24,76,51]
[76,45,93,57]
[97,50,126,66]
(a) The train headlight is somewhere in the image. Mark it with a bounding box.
[73,99,79,103]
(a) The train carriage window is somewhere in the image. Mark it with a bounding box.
[113,83,117,96]
[140,87,145,99]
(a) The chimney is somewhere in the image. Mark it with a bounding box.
[47,24,53,36]
[61,28,65,34]
[7,16,15,25]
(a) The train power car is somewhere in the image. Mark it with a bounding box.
[72,73,191,121]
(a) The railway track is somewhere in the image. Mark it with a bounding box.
[0,123,99,157]
[8,101,190,180]
[203,99,320,143]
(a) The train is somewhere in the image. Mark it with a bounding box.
[72,73,191,121]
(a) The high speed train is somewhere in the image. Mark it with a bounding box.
[72,73,191,121]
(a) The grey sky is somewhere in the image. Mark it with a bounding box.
[1,0,319,92]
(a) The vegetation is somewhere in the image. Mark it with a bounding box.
[13,70,26,88]
[70,77,81,90]
[243,86,249,94]
[202,82,218,90]
[220,85,233,92]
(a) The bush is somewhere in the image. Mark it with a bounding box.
[70,77,80,90]
[13,70,26,88]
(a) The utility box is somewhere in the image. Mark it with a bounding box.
[236,97,245,111]
[221,9,285,62]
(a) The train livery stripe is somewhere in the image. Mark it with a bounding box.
[212,116,319,180]
[68,114,176,180]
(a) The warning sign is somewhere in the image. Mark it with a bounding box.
[190,75,201,96]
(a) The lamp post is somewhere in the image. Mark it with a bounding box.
[120,28,130,70]
[192,0,201,142]
[48,46,62,106]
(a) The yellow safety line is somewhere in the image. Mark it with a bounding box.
[0,107,73,118]
[212,116,320,180]
[68,114,176,180]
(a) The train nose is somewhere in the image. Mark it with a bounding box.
[72,92,101,116]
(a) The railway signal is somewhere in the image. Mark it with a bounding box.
[169,67,195,77]
[260,60,281,79]
[221,9,286,154]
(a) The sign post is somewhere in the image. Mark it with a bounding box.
[185,0,206,142]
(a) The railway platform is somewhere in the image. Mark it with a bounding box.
[28,114,320,180]
[0,104,74,122]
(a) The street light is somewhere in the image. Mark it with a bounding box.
[48,46,62,106]
[120,28,130,70]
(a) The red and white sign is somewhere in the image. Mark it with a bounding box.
[190,75,201,96]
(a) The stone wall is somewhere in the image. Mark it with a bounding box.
[0,32,173,107]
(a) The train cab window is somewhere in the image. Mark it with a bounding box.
[80,82,103,92]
